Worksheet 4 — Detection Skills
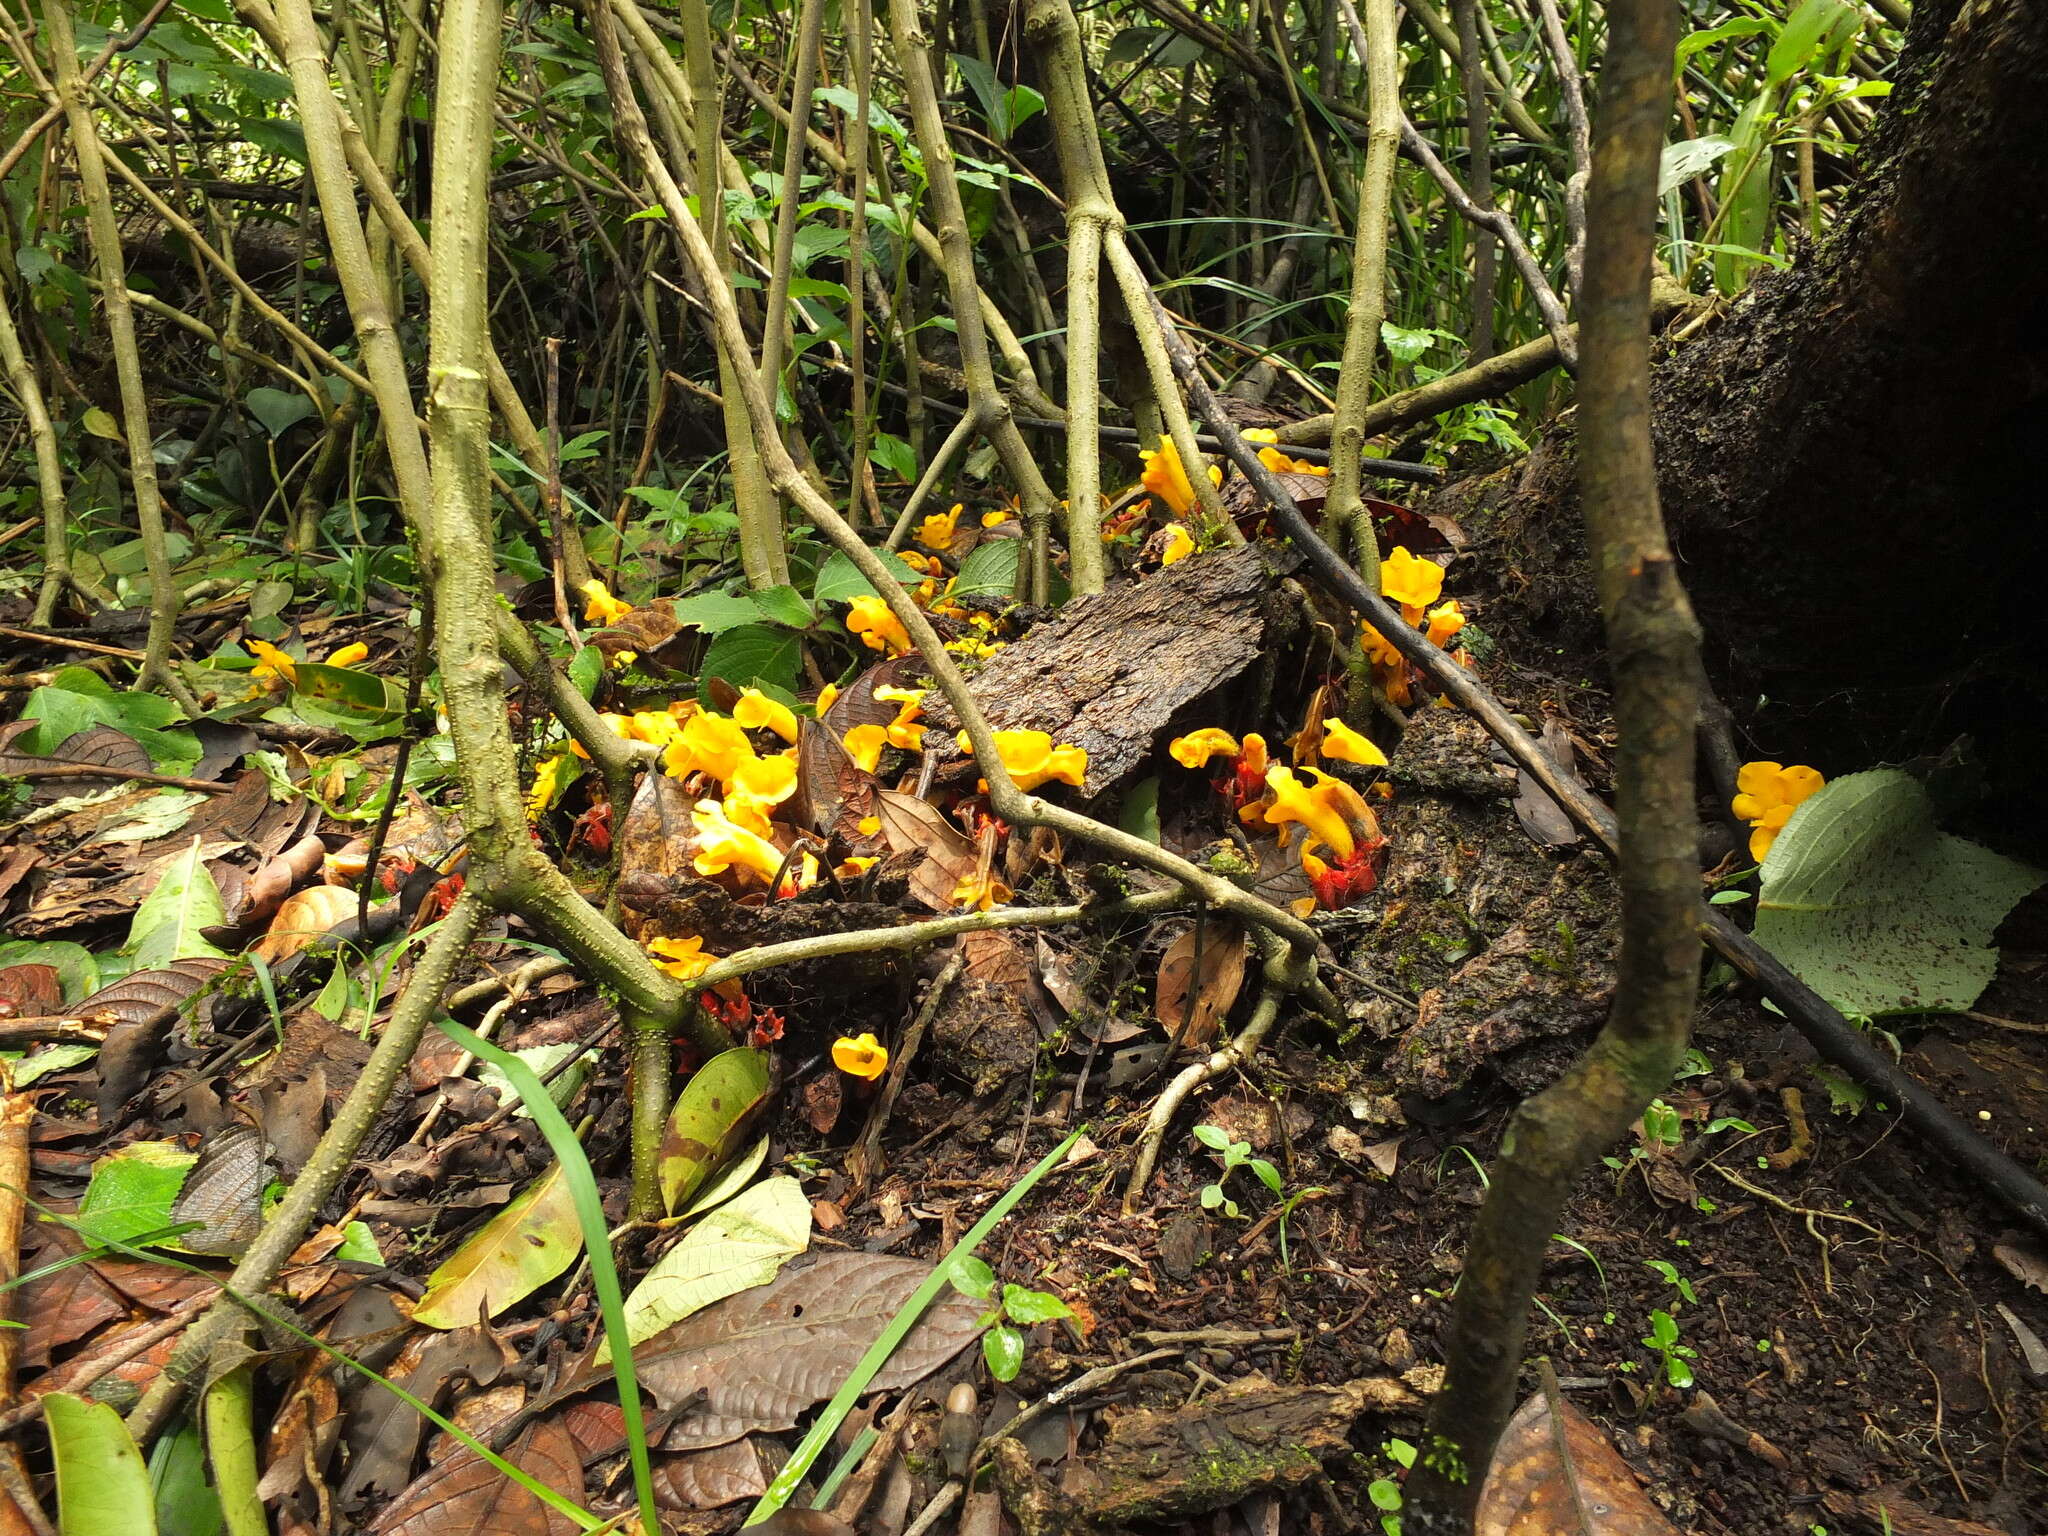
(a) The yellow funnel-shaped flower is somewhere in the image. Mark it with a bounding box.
[1169,728,1241,770]
[1263,766,1377,862]
[664,711,755,787]
[846,594,911,655]
[833,1032,889,1080]
[646,934,716,982]
[580,579,632,625]
[1320,719,1387,767]
[918,504,963,552]
[954,729,1088,792]
[692,798,807,890]
[1380,547,1445,612]
[734,688,799,744]
[725,750,798,836]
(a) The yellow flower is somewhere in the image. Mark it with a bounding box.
[609,649,638,671]
[1425,600,1467,648]
[1159,523,1196,566]
[857,815,882,836]
[527,752,572,820]
[1243,428,1325,476]
[1320,719,1388,767]
[725,750,798,835]
[247,638,299,689]
[1380,547,1446,615]
[832,1033,889,1080]
[981,508,1014,528]
[1263,766,1378,862]
[837,854,878,877]
[627,710,685,749]
[692,798,812,891]
[950,868,1014,912]
[874,686,928,751]
[815,682,840,714]
[663,711,756,786]
[324,642,369,669]
[1138,436,1221,517]
[1733,762,1825,863]
[1169,728,1241,769]
[900,550,940,576]
[843,724,888,773]
[581,579,632,625]
[647,934,716,982]
[946,633,1005,662]
[954,729,1088,793]
[733,688,800,744]
[846,594,911,655]
[918,504,964,552]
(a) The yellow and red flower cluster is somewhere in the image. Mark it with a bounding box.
[1360,547,1468,708]
[1168,722,1389,909]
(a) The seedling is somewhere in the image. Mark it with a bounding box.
[950,1256,1074,1382]
[1192,1122,1282,1218]
[1641,1308,1697,1388]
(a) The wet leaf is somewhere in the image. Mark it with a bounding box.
[45,1393,157,1536]
[1156,921,1247,1047]
[74,1141,195,1248]
[125,840,229,970]
[1474,1388,1677,1534]
[606,1174,810,1355]
[413,1161,585,1330]
[625,1252,986,1449]
[659,1047,774,1215]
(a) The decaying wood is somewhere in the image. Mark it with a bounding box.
[990,1373,1416,1532]
[924,544,1285,796]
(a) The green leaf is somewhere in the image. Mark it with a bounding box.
[75,1142,196,1249]
[658,1047,775,1214]
[1660,135,1737,196]
[1001,1284,1072,1325]
[1754,769,2043,1019]
[47,1393,158,1536]
[82,407,123,442]
[698,625,800,704]
[20,669,199,771]
[334,1220,383,1264]
[1768,0,1858,88]
[749,585,815,628]
[9,1043,99,1086]
[606,1174,811,1354]
[867,432,917,483]
[951,538,1020,598]
[1192,1124,1231,1151]
[982,1324,1024,1382]
[476,1042,589,1119]
[810,546,927,606]
[412,1161,585,1329]
[950,1255,996,1301]
[670,591,772,635]
[147,1418,222,1536]
[126,841,229,970]
[244,386,316,437]
[1119,776,1161,845]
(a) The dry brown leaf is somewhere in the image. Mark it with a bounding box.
[616,1252,984,1450]
[614,772,702,936]
[369,1419,586,1536]
[656,1438,778,1510]
[0,965,62,1013]
[1156,922,1248,1048]
[251,884,362,964]
[1992,1241,2048,1293]
[873,789,978,911]
[1474,1388,1676,1535]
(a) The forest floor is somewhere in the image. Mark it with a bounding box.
[1,536,2044,1536]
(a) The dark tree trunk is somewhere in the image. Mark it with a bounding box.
[1433,0,2048,843]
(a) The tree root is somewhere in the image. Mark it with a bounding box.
[1124,982,1283,1214]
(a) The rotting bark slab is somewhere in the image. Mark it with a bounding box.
[923,543,1288,797]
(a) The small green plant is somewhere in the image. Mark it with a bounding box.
[1643,1258,1698,1306]
[1642,1308,1698,1388]
[1192,1122,1282,1218]
[951,1257,1073,1382]
[1365,1437,1417,1534]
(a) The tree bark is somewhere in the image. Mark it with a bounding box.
[1431,0,2048,836]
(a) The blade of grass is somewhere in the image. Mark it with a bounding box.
[744,1123,1087,1525]
[434,1016,660,1536]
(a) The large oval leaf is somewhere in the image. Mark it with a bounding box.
[46,1393,157,1536]
[605,1174,810,1357]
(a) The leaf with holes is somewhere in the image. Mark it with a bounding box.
[605,1175,810,1357]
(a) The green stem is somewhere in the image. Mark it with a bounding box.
[203,1358,266,1536]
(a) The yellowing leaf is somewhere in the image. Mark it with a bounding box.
[604,1174,811,1357]
[81,407,123,442]
[412,1161,584,1329]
